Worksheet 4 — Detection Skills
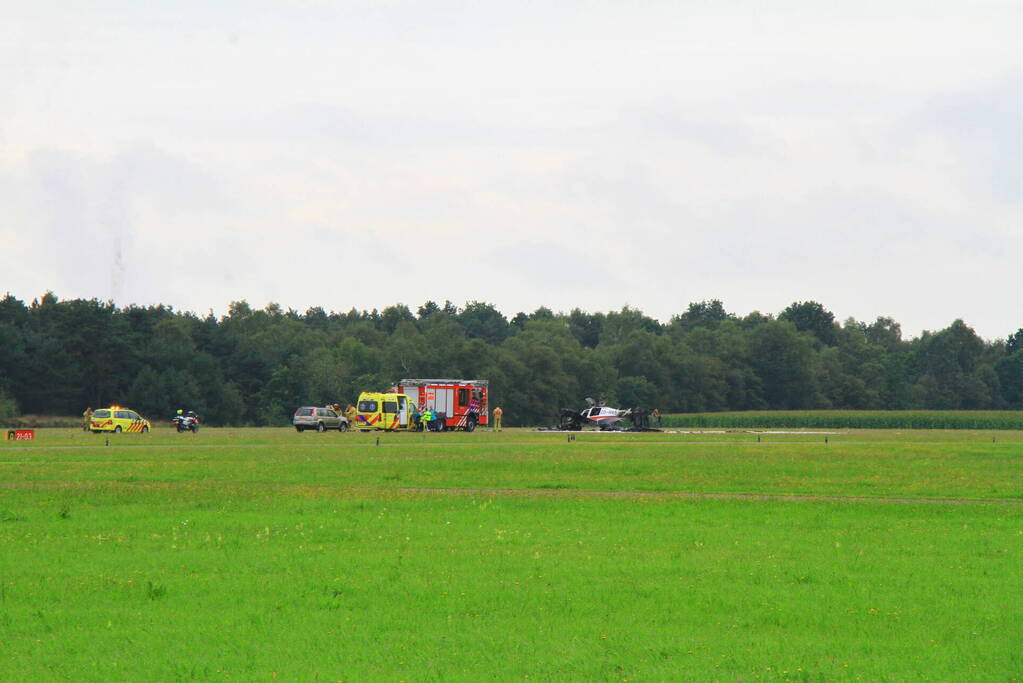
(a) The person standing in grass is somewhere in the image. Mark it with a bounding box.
[82,407,93,431]
[493,406,503,431]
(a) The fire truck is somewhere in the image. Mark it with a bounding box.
[393,378,489,432]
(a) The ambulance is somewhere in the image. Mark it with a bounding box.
[394,379,488,432]
[354,391,417,431]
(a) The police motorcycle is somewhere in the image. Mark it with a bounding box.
[172,409,200,433]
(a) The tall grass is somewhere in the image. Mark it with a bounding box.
[4,414,85,428]
[663,410,1023,430]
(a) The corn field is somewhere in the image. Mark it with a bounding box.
[662,410,1023,430]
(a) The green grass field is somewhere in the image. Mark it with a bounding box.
[2,428,1021,680]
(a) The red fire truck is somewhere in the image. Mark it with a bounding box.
[393,378,489,432]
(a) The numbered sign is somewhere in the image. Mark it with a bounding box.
[6,429,34,441]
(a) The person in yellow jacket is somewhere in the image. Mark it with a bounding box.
[421,409,433,431]
[344,404,357,428]
[492,406,503,431]
[82,407,93,431]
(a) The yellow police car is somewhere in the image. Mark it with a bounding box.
[90,406,151,433]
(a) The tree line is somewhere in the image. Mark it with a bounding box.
[1,293,1021,426]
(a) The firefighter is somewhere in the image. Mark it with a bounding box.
[82,407,93,431]
[345,404,357,427]
[422,408,433,431]
[493,406,503,432]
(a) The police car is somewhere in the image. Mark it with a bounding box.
[90,406,151,433]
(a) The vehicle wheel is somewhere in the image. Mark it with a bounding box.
[177,424,185,433]
[316,422,325,433]
[295,426,304,432]
[142,425,149,433]
[464,416,477,432]
[114,426,122,434]
[192,425,199,433]
[338,422,349,432]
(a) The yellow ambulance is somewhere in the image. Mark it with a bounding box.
[354,392,416,431]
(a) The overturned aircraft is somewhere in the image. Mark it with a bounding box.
[558,398,657,431]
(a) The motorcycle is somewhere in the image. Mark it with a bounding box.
[172,413,200,433]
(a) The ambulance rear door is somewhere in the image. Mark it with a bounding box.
[397,394,410,428]
[401,384,422,410]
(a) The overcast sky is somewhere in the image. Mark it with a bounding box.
[2,1,1021,339]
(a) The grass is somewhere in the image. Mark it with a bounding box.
[1,428,1021,680]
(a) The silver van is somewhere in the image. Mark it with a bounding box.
[293,406,350,432]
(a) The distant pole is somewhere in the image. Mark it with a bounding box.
[376,437,379,447]
[757,434,761,443]
[825,436,828,445]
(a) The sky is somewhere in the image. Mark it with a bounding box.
[2,1,1021,339]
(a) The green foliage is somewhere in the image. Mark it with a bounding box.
[1,293,1020,425]
[1006,328,1023,355]
[145,580,167,601]
[996,352,1023,406]
[0,388,18,421]
[457,301,510,345]
[616,375,658,408]
[671,298,732,331]
[749,321,819,409]
[779,300,838,346]
[864,316,904,351]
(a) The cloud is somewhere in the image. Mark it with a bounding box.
[3,4,1023,342]
[619,99,776,158]
[1,144,229,303]
[484,241,623,292]
[907,70,1023,203]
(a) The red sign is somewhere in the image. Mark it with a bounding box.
[427,392,435,400]
[6,429,34,441]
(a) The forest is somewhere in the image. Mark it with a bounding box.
[1,293,1021,426]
